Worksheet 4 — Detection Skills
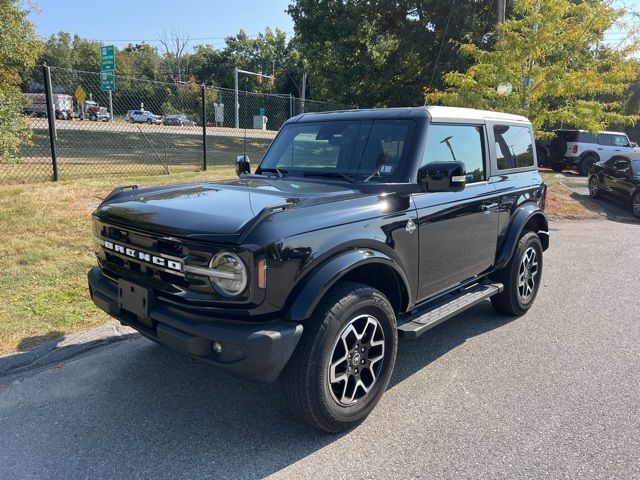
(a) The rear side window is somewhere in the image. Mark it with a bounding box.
[422,124,486,183]
[555,130,596,143]
[598,134,612,146]
[494,125,534,170]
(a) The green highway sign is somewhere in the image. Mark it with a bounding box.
[101,45,115,91]
[100,70,115,92]
[101,45,115,71]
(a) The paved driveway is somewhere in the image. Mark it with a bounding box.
[1,220,639,479]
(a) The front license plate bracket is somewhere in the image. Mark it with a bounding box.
[118,279,155,326]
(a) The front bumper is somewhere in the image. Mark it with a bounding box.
[88,267,302,382]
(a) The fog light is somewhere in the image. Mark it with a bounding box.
[212,342,223,355]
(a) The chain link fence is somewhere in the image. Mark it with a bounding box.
[2,66,342,184]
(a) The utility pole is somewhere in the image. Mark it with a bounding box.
[497,0,506,23]
[300,72,307,114]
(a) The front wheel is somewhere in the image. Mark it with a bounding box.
[588,175,601,198]
[491,232,543,316]
[282,281,398,433]
[632,191,640,218]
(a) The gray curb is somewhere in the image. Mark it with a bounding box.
[0,321,137,378]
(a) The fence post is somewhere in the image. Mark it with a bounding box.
[201,84,207,171]
[43,64,59,181]
[289,93,293,118]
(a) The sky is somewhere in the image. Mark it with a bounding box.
[26,0,636,50]
[27,0,294,49]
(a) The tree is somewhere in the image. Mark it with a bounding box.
[0,0,42,160]
[288,0,497,107]
[158,27,191,82]
[425,0,640,134]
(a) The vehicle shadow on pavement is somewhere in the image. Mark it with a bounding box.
[568,191,638,224]
[52,302,513,478]
[390,301,517,389]
[0,302,519,479]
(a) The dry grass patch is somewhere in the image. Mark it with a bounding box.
[540,172,603,219]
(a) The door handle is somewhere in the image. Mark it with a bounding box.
[481,203,499,214]
[597,148,603,150]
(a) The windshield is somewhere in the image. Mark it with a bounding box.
[259,119,415,182]
[632,159,640,176]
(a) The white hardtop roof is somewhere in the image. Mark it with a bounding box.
[425,106,530,124]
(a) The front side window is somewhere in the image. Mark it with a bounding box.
[494,125,534,170]
[613,135,631,147]
[260,119,415,182]
[422,124,486,183]
[632,160,640,176]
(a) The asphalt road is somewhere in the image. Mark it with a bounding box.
[29,117,278,140]
[1,219,639,479]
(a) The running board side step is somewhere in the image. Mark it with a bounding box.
[398,282,504,339]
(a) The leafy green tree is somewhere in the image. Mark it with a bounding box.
[0,0,42,160]
[288,0,497,107]
[425,0,640,134]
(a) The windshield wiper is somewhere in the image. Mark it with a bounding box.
[259,167,287,177]
[302,171,356,183]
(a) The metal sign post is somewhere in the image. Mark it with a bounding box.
[100,45,115,120]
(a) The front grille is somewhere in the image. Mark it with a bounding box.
[95,221,215,295]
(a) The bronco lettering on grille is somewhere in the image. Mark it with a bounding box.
[102,239,183,272]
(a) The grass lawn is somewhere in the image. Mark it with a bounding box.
[0,168,235,356]
[2,128,273,184]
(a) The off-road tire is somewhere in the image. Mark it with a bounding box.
[551,162,564,172]
[282,281,397,433]
[578,154,597,176]
[491,231,543,316]
[632,191,640,219]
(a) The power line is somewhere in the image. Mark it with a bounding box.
[88,31,295,45]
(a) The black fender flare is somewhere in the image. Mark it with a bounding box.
[495,204,549,269]
[286,249,412,322]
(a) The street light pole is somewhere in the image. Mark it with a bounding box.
[497,0,506,23]
[233,66,276,129]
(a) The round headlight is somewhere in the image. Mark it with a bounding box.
[209,252,248,297]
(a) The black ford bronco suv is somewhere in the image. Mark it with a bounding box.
[88,106,548,432]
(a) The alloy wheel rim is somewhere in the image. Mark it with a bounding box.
[633,195,640,217]
[518,247,539,302]
[589,177,599,196]
[327,314,385,406]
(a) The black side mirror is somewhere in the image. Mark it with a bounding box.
[236,155,251,176]
[418,161,466,193]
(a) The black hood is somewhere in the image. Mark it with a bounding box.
[93,178,362,239]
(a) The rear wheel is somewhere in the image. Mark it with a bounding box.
[491,232,543,316]
[632,191,640,218]
[578,154,597,176]
[551,162,564,172]
[282,281,397,433]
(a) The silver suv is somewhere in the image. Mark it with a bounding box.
[547,129,640,175]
